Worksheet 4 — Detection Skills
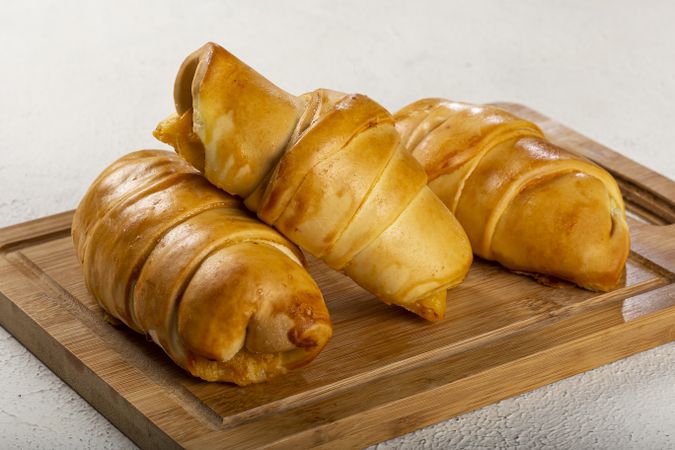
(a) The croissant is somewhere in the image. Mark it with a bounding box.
[394,99,630,291]
[154,43,472,321]
[72,150,332,385]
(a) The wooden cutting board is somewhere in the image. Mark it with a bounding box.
[0,104,673,450]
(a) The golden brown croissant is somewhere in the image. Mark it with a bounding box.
[154,43,472,321]
[394,99,630,291]
[72,150,332,385]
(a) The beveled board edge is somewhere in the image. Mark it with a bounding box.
[236,286,675,450]
[0,244,194,449]
[0,103,674,449]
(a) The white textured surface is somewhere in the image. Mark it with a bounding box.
[1,0,674,448]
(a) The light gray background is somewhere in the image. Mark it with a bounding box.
[1,0,674,448]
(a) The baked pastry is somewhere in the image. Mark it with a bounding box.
[154,43,472,321]
[394,99,630,291]
[72,150,332,385]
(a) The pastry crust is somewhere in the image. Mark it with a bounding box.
[155,43,473,321]
[395,99,630,291]
[72,150,332,385]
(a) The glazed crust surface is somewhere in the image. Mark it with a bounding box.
[72,150,332,385]
[155,43,473,321]
[395,99,630,291]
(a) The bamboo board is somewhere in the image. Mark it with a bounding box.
[0,104,673,449]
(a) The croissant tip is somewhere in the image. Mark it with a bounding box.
[152,114,178,145]
[405,302,444,322]
[287,321,333,349]
[419,309,443,322]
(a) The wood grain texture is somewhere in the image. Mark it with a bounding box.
[0,104,674,449]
